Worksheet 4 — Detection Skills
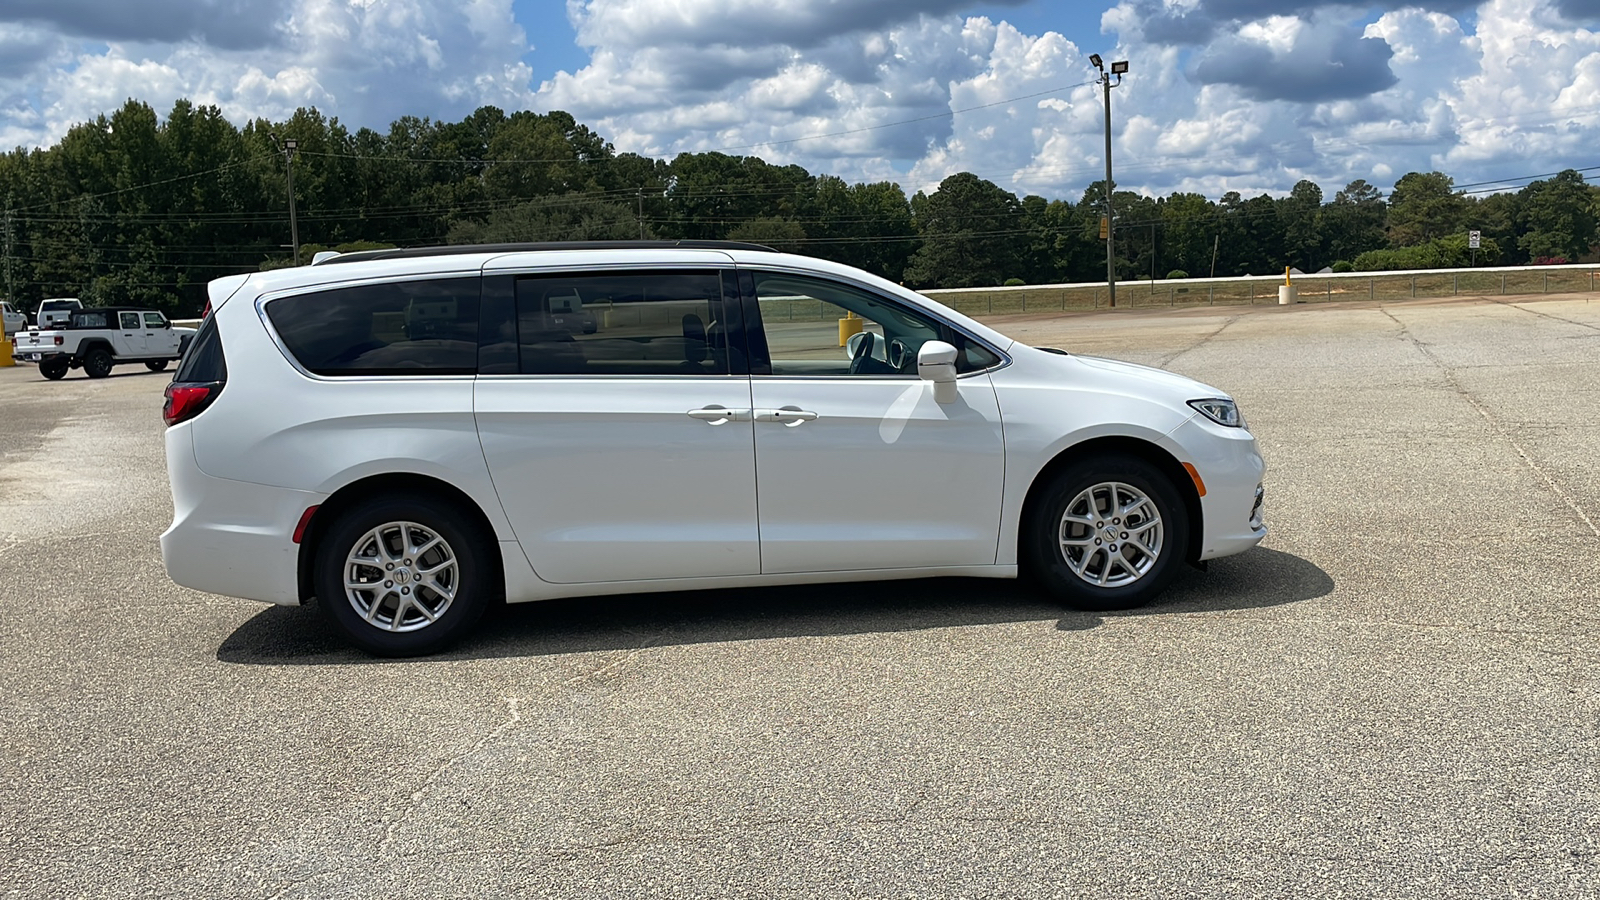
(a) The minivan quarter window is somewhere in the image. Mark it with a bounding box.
[264,276,481,376]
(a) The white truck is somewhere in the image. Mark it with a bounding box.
[35,298,83,328]
[12,307,192,380]
[2,301,23,336]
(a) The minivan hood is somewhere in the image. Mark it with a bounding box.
[1071,354,1226,399]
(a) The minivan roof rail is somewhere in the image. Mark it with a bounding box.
[311,240,779,265]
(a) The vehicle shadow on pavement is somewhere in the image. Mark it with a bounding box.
[216,547,1332,665]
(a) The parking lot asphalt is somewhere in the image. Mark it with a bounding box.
[1,294,1597,899]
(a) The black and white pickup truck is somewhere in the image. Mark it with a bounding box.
[12,307,193,380]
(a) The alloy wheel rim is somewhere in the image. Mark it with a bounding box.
[1057,481,1164,588]
[343,521,458,632]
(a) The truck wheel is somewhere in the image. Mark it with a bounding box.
[313,496,493,657]
[145,360,169,372]
[83,348,113,379]
[40,359,68,380]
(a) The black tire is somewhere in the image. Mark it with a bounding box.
[83,347,113,379]
[314,495,493,656]
[145,359,169,372]
[178,335,193,357]
[1024,455,1190,612]
[39,359,69,380]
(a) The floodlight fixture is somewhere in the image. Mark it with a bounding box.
[284,138,299,151]
[1111,60,1129,75]
[1089,53,1103,69]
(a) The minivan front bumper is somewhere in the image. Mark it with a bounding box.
[1166,414,1268,560]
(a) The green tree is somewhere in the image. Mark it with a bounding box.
[447,193,645,243]
[901,172,1025,288]
[801,176,915,281]
[1322,179,1387,265]
[1353,232,1500,270]
[726,216,807,252]
[1161,192,1215,277]
[1387,172,1466,246]
[1281,179,1325,270]
[1469,191,1521,264]
[1515,169,1596,262]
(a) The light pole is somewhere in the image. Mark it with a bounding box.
[272,134,301,266]
[1090,54,1128,307]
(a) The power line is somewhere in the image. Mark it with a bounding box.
[7,160,254,214]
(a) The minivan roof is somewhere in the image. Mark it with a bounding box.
[315,240,776,266]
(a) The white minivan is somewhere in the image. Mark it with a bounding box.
[162,242,1266,655]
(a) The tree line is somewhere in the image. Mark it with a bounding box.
[1,98,1595,316]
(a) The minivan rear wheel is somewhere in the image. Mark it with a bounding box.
[314,496,491,656]
[1025,455,1190,612]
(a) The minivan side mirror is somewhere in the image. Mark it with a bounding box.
[917,340,959,403]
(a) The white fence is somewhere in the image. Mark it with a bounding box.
[922,262,1600,316]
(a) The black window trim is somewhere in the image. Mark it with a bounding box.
[476,265,751,378]
[734,265,1011,379]
[255,272,485,381]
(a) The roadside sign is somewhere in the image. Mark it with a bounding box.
[1469,230,1481,249]
[1099,217,1109,240]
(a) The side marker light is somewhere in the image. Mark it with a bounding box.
[292,506,320,544]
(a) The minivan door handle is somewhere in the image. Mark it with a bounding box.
[754,407,819,425]
[687,406,749,424]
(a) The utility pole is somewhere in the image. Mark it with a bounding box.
[272,133,301,265]
[2,207,13,304]
[637,189,645,240]
[1090,54,1129,308]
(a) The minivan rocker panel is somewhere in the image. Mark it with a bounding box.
[161,243,1267,655]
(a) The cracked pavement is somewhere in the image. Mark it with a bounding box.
[1,294,1597,898]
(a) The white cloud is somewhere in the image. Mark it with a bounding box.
[0,0,534,148]
[2,0,1600,206]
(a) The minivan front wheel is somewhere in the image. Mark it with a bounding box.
[1026,456,1190,612]
[314,497,490,656]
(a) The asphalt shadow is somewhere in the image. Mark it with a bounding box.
[216,547,1333,665]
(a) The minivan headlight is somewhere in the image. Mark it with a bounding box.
[1189,398,1244,428]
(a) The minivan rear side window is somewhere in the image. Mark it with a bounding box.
[265,277,480,376]
[173,317,227,383]
[512,270,731,376]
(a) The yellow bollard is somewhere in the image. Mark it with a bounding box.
[1278,266,1298,305]
[0,335,14,367]
[838,310,864,347]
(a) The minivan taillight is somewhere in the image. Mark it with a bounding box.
[163,382,222,427]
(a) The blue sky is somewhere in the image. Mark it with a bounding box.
[513,0,1105,79]
[0,1,1596,201]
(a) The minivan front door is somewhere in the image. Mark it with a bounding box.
[743,271,1006,575]
[474,269,759,585]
